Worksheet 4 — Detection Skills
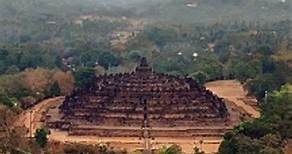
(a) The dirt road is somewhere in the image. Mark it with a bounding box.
[49,130,222,153]
[285,139,292,154]
[14,97,65,137]
[13,96,221,153]
[205,80,260,118]
[13,80,259,153]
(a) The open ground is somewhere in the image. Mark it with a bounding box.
[14,80,260,153]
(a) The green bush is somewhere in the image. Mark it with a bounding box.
[35,128,49,148]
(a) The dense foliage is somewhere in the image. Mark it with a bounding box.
[0,0,291,153]
[35,128,49,148]
[0,68,74,109]
[63,144,125,154]
[158,145,183,154]
[219,84,292,154]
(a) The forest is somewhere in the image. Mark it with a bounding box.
[0,0,291,153]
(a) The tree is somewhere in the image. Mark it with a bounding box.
[145,26,178,47]
[18,51,43,70]
[73,67,96,88]
[54,55,64,69]
[126,50,142,62]
[256,46,273,56]
[52,71,75,96]
[0,61,6,74]
[231,61,260,82]
[159,145,183,154]
[98,52,120,69]
[246,74,280,100]
[234,120,275,139]
[263,84,292,138]
[21,68,53,95]
[219,84,291,154]
[5,65,20,74]
[63,143,120,154]
[194,146,205,154]
[261,57,276,74]
[219,133,266,154]
[0,108,34,153]
[0,88,15,108]
[35,128,49,148]
[49,82,61,97]
[188,71,208,85]
[201,63,223,81]
[80,51,99,67]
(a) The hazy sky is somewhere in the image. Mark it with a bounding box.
[0,0,290,23]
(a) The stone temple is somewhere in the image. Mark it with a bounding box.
[47,57,231,138]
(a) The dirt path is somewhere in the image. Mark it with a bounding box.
[14,97,65,137]
[13,96,222,153]
[13,80,257,153]
[205,80,260,118]
[285,139,292,154]
[49,129,221,154]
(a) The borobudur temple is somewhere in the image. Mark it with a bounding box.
[47,57,231,138]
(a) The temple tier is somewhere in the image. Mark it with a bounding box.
[47,57,230,137]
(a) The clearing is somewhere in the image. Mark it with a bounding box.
[13,80,259,153]
[205,80,260,118]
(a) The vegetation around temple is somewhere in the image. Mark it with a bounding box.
[219,84,292,154]
[0,0,291,153]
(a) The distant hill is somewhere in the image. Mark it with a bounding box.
[0,0,291,23]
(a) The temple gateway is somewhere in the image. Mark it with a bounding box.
[47,57,231,138]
